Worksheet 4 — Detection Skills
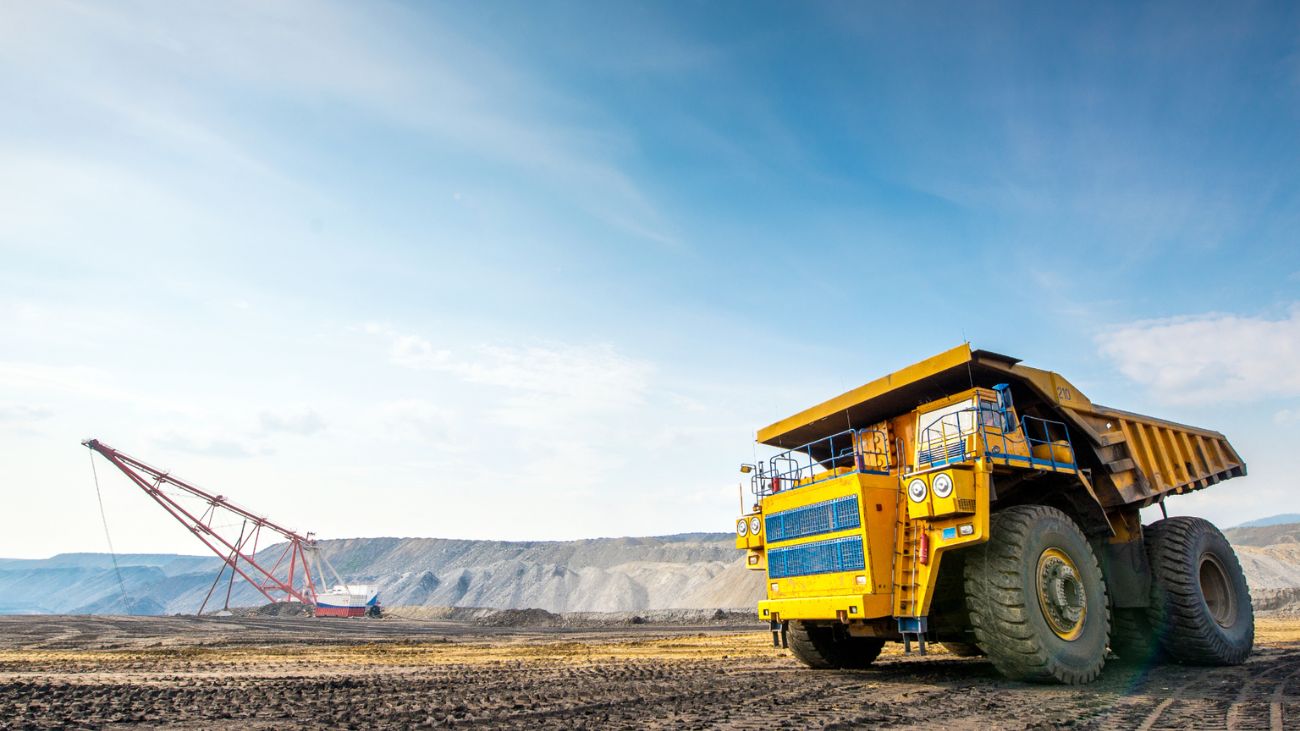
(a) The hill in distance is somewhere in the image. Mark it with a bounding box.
[8,519,1300,617]
[0,534,763,616]
[1234,514,1300,529]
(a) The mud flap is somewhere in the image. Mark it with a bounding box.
[1096,537,1151,609]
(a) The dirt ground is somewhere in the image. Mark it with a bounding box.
[1,615,1298,729]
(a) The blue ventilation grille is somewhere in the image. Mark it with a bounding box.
[768,536,866,579]
[765,495,860,543]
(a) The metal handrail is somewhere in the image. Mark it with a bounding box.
[915,404,1076,471]
[1019,414,1077,472]
[750,406,1078,499]
[916,403,1010,468]
[751,428,892,497]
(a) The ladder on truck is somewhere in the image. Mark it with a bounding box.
[892,503,928,653]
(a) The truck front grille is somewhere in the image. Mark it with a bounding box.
[768,535,866,579]
[765,495,860,543]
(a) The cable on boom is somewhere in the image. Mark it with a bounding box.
[88,447,130,613]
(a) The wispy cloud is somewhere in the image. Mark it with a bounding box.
[365,324,658,492]
[0,404,53,423]
[0,0,676,249]
[153,432,270,459]
[258,408,326,436]
[1098,305,1300,404]
[378,399,459,445]
[0,361,127,402]
[369,325,653,411]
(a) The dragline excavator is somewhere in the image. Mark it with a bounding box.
[83,439,380,618]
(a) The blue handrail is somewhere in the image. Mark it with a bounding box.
[1019,414,1077,472]
[915,404,1077,472]
[751,428,892,497]
[752,404,1078,499]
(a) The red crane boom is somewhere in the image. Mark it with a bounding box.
[82,439,320,610]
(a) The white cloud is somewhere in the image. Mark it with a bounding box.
[259,408,326,436]
[1275,408,1300,426]
[0,0,675,248]
[153,432,270,459]
[365,326,660,492]
[0,361,127,402]
[1098,306,1300,404]
[378,399,459,445]
[0,404,53,422]
[391,335,451,370]
[373,327,652,411]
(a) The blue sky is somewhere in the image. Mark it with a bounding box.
[2,1,1299,557]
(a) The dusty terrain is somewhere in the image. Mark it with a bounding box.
[1,615,1299,729]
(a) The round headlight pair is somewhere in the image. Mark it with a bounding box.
[908,473,954,503]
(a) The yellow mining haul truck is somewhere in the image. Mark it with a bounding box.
[736,344,1251,684]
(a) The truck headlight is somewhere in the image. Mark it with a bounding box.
[932,473,954,498]
[749,516,761,535]
[907,478,928,503]
[736,519,748,536]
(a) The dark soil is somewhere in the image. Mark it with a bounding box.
[0,616,1297,729]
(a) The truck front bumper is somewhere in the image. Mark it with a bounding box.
[758,593,893,622]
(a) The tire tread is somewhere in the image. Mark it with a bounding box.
[787,621,884,669]
[964,505,1109,684]
[1145,517,1253,665]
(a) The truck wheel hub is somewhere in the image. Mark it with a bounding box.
[1036,548,1086,641]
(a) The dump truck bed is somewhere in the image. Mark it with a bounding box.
[757,344,1245,510]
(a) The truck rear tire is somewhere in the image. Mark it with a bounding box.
[1145,517,1253,665]
[964,505,1110,684]
[787,621,885,669]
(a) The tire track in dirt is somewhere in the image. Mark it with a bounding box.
[4,617,1300,729]
[1266,663,1300,731]
[1110,650,1300,731]
[1225,651,1300,730]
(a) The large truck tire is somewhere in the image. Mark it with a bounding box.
[1145,517,1253,665]
[787,621,885,669]
[1109,607,1163,664]
[964,505,1110,684]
